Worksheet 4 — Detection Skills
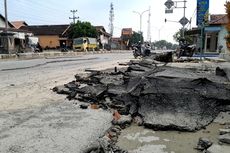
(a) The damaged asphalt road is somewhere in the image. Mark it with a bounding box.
[54,54,230,132]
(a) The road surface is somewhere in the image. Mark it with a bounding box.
[0,52,133,153]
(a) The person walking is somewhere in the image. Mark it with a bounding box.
[83,40,88,52]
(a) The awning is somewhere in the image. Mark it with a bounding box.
[204,26,221,32]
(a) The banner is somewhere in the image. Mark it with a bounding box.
[197,0,209,26]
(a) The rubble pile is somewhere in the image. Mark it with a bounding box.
[83,125,128,153]
[53,55,230,132]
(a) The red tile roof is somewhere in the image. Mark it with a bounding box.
[11,21,28,29]
[209,14,228,25]
[121,28,132,35]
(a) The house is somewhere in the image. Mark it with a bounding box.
[121,28,133,50]
[204,14,228,53]
[186,14,228,54]
[0,14,33,54]
[95,26,111,50]
[21,24,71,49]
[111,37,122,50]
[0,14,14,28]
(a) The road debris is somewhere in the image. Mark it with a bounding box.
[53,54,230,152]
[54,54,230,132]
[195,137,213,151]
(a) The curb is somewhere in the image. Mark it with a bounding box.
[0,50,131,60]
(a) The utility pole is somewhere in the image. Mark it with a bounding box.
[109,3,114,36]
[147,6,151,42]
[4,0,8,32]
[182,0,186,38]
[69,10,79,24]
[4,0,9,53]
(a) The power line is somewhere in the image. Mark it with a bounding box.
[10,1,64,19]
[4,1,70,25]
[14,0,63,13]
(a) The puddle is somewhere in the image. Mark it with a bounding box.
[117,123,225,153]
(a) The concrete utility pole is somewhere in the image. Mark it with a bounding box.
[133,9,149,41]
[4,0,8,32]
[69,10,79,24]
[182,0,186,38]
[4,0,9,53]
[109,3,114,36]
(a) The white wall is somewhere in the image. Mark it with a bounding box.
[0,18,5,28]
[218,26,228,53]
[100,35,109,44]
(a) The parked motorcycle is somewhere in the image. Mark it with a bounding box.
[132,42,151,58]
[177,39,196,58]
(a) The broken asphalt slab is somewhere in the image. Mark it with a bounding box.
[53,54,230,132]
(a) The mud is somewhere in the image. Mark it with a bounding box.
[117,123,225,153]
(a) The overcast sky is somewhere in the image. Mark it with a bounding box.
[0,0,227,43]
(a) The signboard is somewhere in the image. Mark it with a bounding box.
[165,9,173,14]
[164,0,174,9]
[179,17,189,26]
[197,0,209,26]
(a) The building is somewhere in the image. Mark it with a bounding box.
[95,26,111,50]
[0,14,15,29]
[121,28,133,50]
[111,37,122,50]
[186,14,228,54]
[21,25,71,49]
[204,14,228,53]
[0,14,33,54]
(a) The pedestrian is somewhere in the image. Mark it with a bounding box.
[83,39,88,52]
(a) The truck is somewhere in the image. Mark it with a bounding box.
[73,37,98,51]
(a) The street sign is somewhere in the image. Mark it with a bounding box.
[197,0,209,26]
[164,0,174,9]
[165,9,173,14]
[179,17,189,26]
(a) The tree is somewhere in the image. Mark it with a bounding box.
[173,28,193,44]
[130,32,143,45]
[153,40,177,50]
[154,40,167,49]
[68,21,98,39]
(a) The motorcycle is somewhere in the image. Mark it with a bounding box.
[132,43,151,58]
[177,39,196,58]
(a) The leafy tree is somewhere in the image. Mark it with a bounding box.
[130,32,143,45]
[172,44,179,50]
[154,40,167,49]
[153,40,177,50]
[173,28,193,44]
[166,42,173,49]
[68,21,98,39]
